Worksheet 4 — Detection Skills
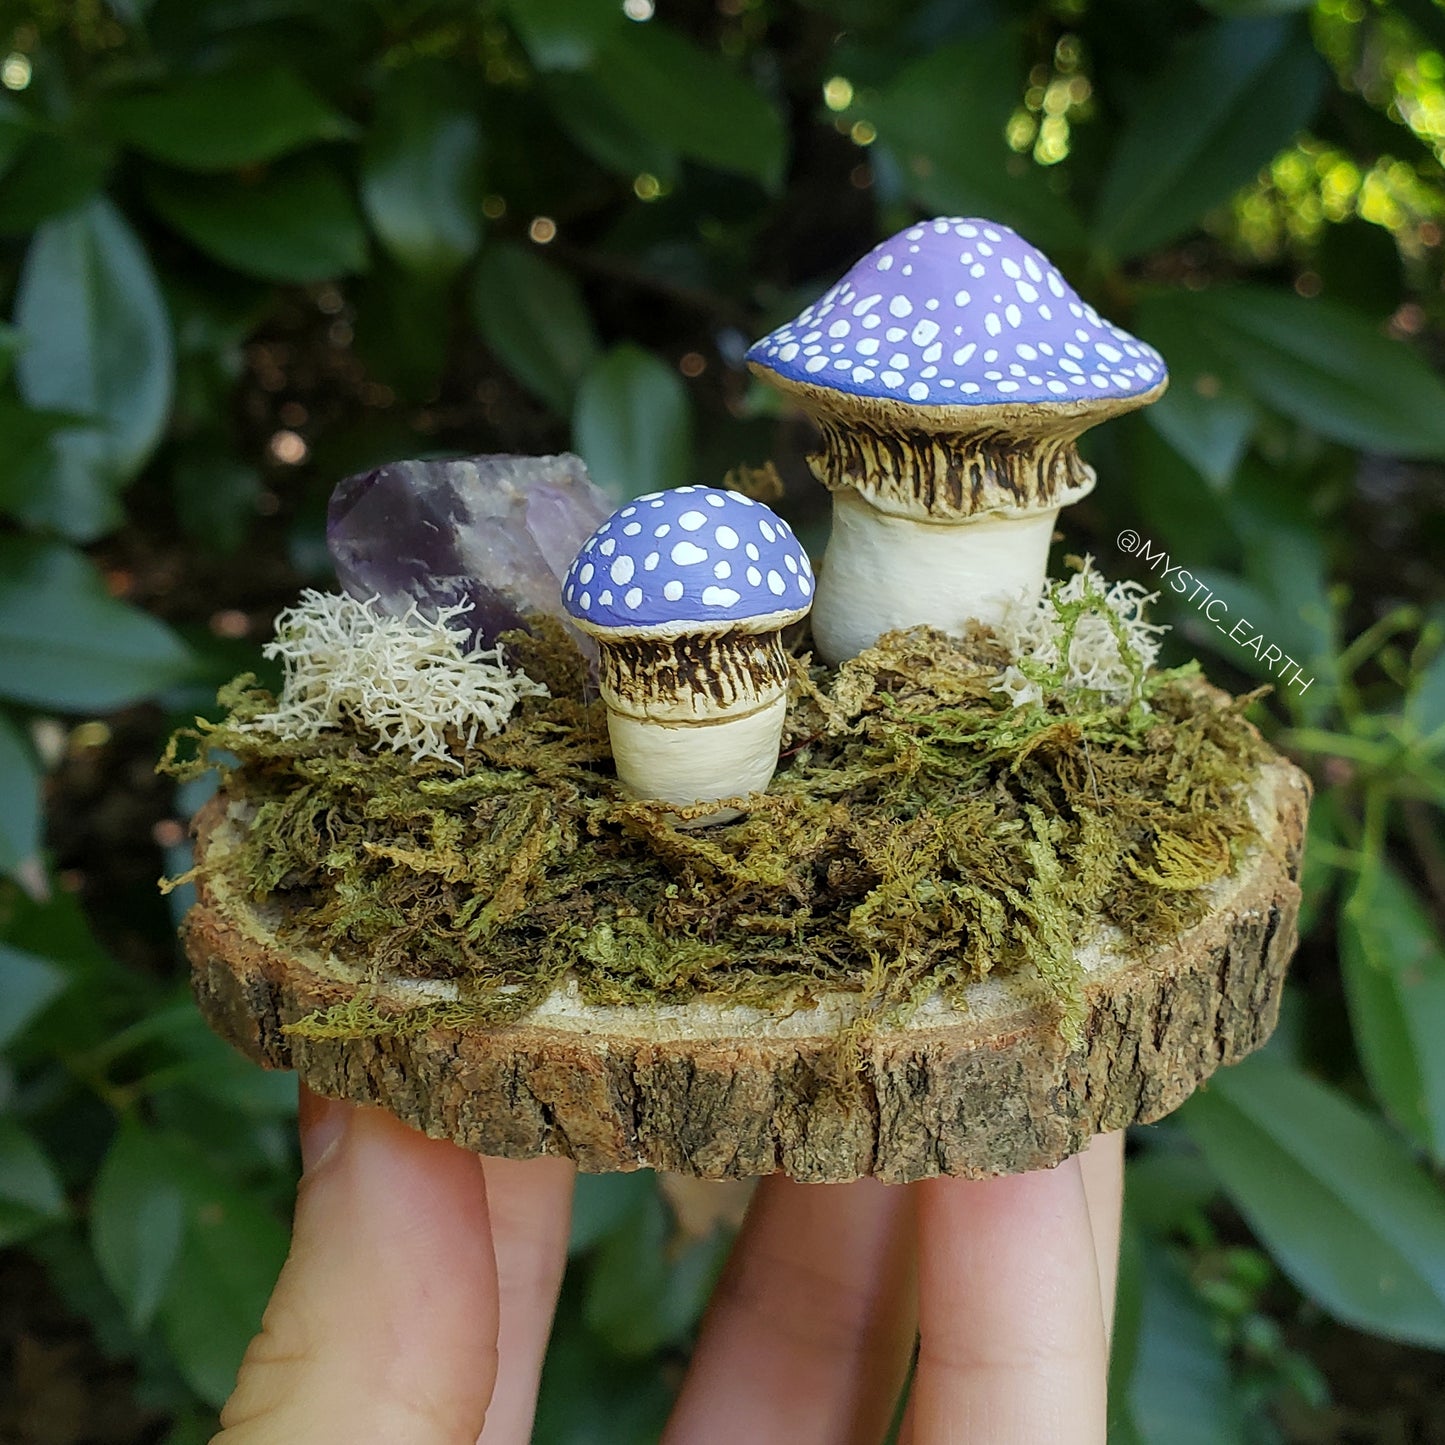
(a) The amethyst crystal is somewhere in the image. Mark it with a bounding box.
[326,454,613,646]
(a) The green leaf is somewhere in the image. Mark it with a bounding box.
[0,941,66,1048]
[535,1283,675,1444]
[0,538,194,711]
[1186,565,1333,718]
[160,1412,221,1445]
[1296,790,1342,940]
[0,712,41,889]
[1169,287,1445,458]
[171,446,263,554]
[160,1172,289,1406]
[1412,637,1445,739]
[0,400,102,527]
[1094,18,1324,257]
[584,1188,728,1357]
[1135,293,1255,489]
[502,0,626,71]
[106,66,354,171]
[0,131,112,235]
[0,321,21,382]
[1316,219,1405,319]
[1392,0,1445,52]
[1112,1227,1245,1445]
[1181,1053,1445,1347]
[1119,422,1238,572]
[92,1125,188,1331]
[0,1118,67,1247]
[148,154,368,283]
[150,1001,299,1118]
[568,1170,656,1255]
[1340,859,1445,1160]
[0,102,28,179]
[1123,1146,1219,1240]
[14,197,174,540]
[573,344,692,501]
[868,31,1084,253]
[541,71,678,182]
[1107,1222,1145,1445]
[471,242,599,413]
[360,66,483,276]
[351,262,454,399]
[591,23,786,189]
[1202,0,1314,13]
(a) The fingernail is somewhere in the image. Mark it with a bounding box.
[298,1087,351,1174]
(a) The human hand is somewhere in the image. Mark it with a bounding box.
[214,1088,1119,1444]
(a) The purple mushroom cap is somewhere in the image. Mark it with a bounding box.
[562,486,813,634]
[746,217,1165,408]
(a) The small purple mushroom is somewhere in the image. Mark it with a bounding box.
[746,217,1168,663]
[562,485,812,824]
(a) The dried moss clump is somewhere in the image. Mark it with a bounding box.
[162,610,1268,1047]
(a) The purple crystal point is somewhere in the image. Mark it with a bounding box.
[326,454,613,646]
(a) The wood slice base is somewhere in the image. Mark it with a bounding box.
[184,755,1308,1184]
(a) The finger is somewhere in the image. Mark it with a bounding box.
[664,1175,916,1445]
[906,1156,1108,1445]
[1079,1132,1124,1343]
[217,1092,499,1445]
[476,1155,575,1444]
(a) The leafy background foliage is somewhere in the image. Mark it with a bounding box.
[1,0,1443,1439]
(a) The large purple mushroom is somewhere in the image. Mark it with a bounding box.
[562,485,812,824]
[747,217,1167,663]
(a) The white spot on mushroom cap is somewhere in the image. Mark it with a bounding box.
[671,540,708,565]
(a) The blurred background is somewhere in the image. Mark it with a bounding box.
[1,0,1443,1440]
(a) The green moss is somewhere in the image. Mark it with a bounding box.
[162,613,1268,1051]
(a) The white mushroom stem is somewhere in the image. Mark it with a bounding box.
[590,623,799,828]
[607,694,788,825]
[811,489,1059,666]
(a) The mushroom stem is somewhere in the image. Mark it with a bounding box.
[596,625,793,826]
[812,491,1059,665]
[606,695,788,824]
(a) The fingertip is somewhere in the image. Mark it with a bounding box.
[910,1157,1109,1445]
[219,1106,499,1445]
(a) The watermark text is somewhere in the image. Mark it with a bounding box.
[1116,529,1314,697]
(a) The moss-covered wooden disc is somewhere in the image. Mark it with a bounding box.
[170,620,1310,1183]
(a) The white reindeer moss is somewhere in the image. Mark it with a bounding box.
[995,559,1167,711]
[240,591,547,767]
